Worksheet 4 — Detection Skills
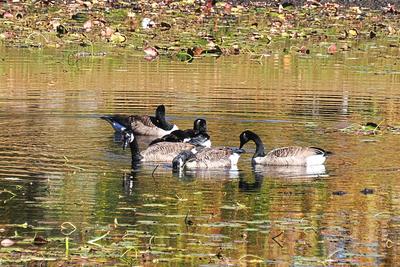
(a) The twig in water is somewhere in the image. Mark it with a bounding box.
[152,165,159,178]
[238,254,264,263]
[149,235,155,246]
[88,231,110,247]
[65,236,69,258]
[272,231,284,248]
[121,247,139,258]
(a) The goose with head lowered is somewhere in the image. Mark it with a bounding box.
[172,145,245,170]
[149,118,211,147]
[122,129,203,164]
[239,130,330,166]
[101,105,178,137]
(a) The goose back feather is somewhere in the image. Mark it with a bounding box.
[255,146,328,166]
[141,142,195,162]
[122,130,195,164]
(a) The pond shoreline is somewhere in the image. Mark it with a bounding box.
[0,1,399,60]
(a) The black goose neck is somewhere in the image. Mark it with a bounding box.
[251,134,266,158]
[157,114,174,130]
[129,136,143,163]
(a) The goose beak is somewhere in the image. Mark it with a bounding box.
[239,142,245,149]
[234,148,246,154]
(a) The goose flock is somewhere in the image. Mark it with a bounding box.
[102,105,330,171]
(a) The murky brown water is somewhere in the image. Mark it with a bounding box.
[1,47,400,265]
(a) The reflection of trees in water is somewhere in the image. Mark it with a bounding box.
[0,173,47,226]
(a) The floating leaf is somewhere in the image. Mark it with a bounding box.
[348,29,358,37]
[110,32,126,44]
[327,44,337,54]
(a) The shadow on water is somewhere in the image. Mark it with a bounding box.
[239,164,328,192]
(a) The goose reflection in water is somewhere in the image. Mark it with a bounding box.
[172,168,241,181]
[239,165,328,192]
[253,164,327,179]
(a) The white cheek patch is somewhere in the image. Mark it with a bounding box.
[183,138,191,143]
[129,133,135,143]
[170,125,179,132]
[202,140,211,148]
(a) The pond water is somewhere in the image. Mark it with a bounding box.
[1,46,400,265]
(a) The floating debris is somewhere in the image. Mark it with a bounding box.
[332,191,347,196]
[360,188,374,195]
[1,238,15,247]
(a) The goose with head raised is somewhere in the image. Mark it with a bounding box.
[101,105,178,137]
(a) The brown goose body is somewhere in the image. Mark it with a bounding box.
[122,130,196,163]
[254,146,327,166]
[130,115,178,137]
[140,142,195,162]
[240,130,329,166]
[172,146,245,170]
[186,147,240,169]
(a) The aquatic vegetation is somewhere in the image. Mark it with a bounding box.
[338,121,400,135]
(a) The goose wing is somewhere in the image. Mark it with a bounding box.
[264,146,327,165]
[192,147,233,161]
[141,142,194,162]
[130,115,157,128]
[186,147,243,169]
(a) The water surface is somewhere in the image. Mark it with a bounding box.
[0,47,400,265]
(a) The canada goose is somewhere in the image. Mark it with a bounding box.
[122,130,198,164]
[172,146,245,170]
[149,118,211,147]
[239,130,330,166]
[101,105,178,136]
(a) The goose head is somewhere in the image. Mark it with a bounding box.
[193,118,207,134]
[172,150,196,171]
[239,130,254,149]
[155,105,166,118]
[239,130,265,157]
